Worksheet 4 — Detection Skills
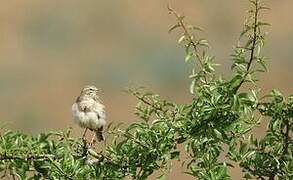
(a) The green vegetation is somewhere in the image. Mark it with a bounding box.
[0,0,292,179]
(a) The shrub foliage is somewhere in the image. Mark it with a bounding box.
[0,0,292,179]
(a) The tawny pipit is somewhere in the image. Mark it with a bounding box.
[72,85,106,142]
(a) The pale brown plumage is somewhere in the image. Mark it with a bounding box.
[72,85,106,142]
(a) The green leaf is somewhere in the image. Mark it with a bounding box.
[185,52,193,62]
[257,22,271,27]
[213,129,223,139]
[239,142,248,155]
[229,75,243,91]
[257,58,267,71]
[156,174,166,180]
[240,25,253,38]
[198,39,209,47]
[170,151,180,160]
[243,173,253,179]
[178,36,185,44]
[268,89,283,97]
[187,25,203,32]
[190,79,196,94]
[168,23,180,33]
[271,120,279,131]
[232,95,241,111]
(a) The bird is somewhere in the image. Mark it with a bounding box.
[71,85,106,142]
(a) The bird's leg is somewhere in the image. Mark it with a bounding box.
[82,128,88,141]
[89,133,97,147]
[81,128,89,154]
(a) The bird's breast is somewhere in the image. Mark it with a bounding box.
[71,101,105,129]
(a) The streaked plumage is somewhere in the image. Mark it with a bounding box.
[72,85,106,141]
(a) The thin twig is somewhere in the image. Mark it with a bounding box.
[234,0,259,93]
[170,9,208,83]
[0,154,55,161]
[134,93,163,112]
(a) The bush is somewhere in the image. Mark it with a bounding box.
[0,0,292,179]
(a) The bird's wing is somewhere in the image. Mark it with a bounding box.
[91,102,106,128]
[93,103,106,119]
[95,126,105,142]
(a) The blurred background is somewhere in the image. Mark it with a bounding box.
[0,0,292,179]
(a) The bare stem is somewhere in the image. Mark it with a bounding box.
[234,0,259,93]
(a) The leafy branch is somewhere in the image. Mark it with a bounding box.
[0,0,292,179]
[231,0,270,93]
[234,0,260,93]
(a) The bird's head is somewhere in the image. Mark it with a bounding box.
[80,85,100,97]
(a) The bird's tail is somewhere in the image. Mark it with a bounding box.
[95,127,105,142]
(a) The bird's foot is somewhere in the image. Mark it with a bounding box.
[89,135,97,147]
